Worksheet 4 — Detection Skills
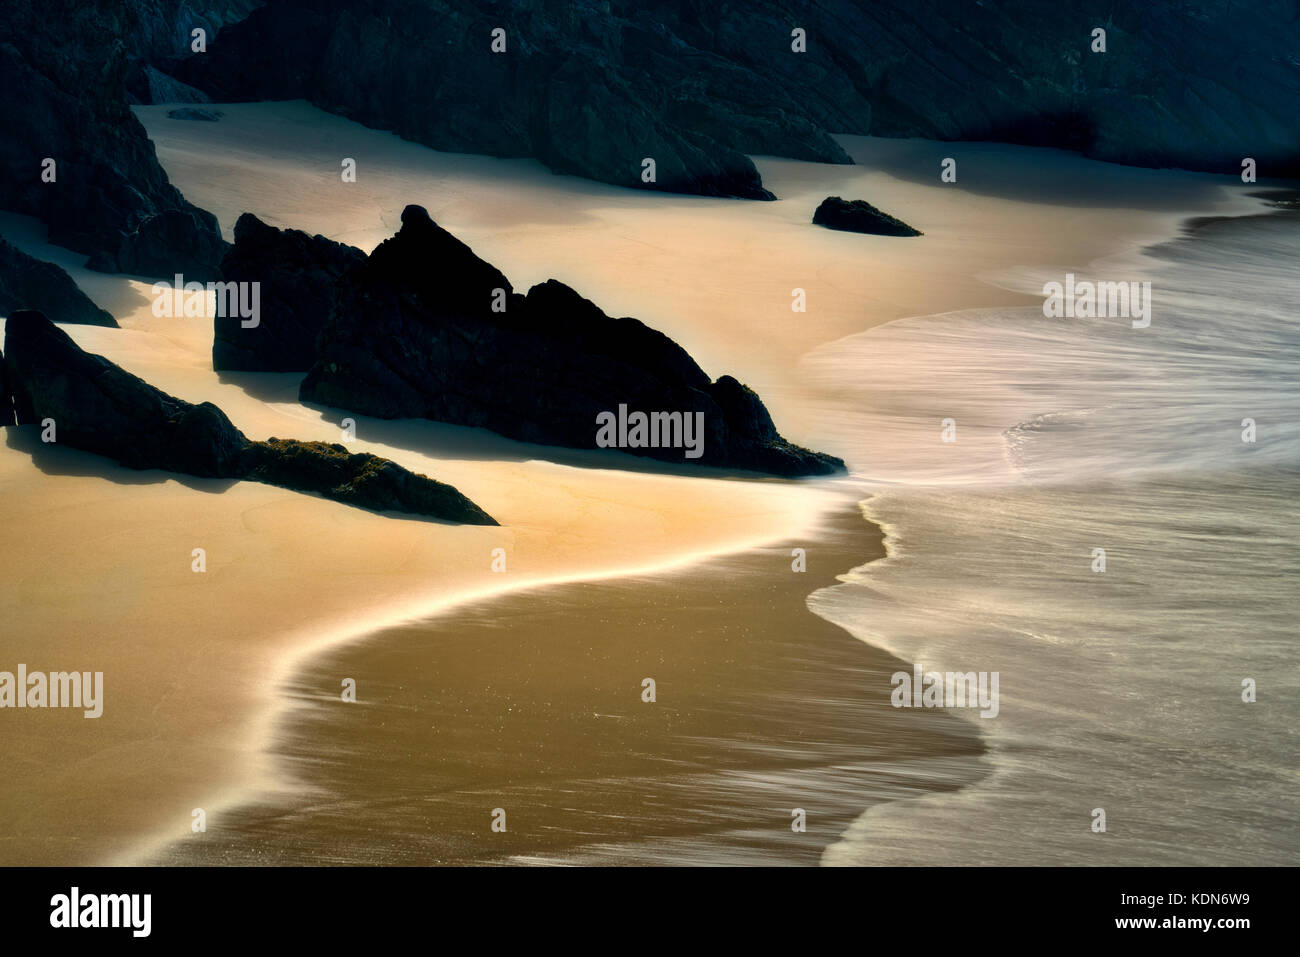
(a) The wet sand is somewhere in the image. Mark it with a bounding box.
[151,502,985,866]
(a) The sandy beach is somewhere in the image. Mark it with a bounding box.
[0,101,1258,865]
[152,502,987,866]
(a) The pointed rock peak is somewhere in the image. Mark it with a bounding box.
[232,211,276,242]
[400,204,435,230]
[393,204,461,251]
[367,205,513,302]
[392,204,477,255]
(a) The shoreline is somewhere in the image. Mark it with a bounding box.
[808,196,1300,866]
[134,189,1279,867]
[0,101,1264,865]
[117,479,855,866]
[147,498,989,866]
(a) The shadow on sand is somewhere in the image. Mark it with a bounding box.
[215,368,828,482]
[301,402,821,481]
[5,425,487,526]
[833,135,1238,212]
[5,425,238,493]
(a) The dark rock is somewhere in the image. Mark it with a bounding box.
[813,197,922,237]
[122,2,260,103]
[85,208,229,283]
[2,310,495,523]
[119,1,265,64]
[167,107,223,121]
[240,439,498,525]
[214,213,367,372]
[299,206,843,477]
[170,0,857,199]
[165,0,1300,194]
[0,1,229,279]
[702,375,840,475]
[127,65,212,105]
[4,309,247,477]
[0,239,118,326]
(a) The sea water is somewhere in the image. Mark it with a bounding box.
[802,208,1300,865]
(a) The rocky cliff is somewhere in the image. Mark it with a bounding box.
[6,1,1292,271]
[170,0,1300,197]
[0,0,229,279]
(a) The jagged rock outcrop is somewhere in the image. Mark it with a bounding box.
[214,213,366,372]
[813,197,922,237]
[165,0,1300,197]
[170,0,858,199]
[0,1,229,280]
[5,310,247,476]
[298,205,843,476]
[2,310,496,524]
[0,239,118,326]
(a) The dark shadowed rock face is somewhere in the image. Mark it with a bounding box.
[2,311,495,523]
[166,0,1300,196]
[4,310,245,476]
[84,208,230,282]
[0,239,118,326]
[120,0,264,65]
[215,213,366,372]
[813,197,922,237]
[171,0,857,199]
[0,1,228,280]
[299,206,844,477]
